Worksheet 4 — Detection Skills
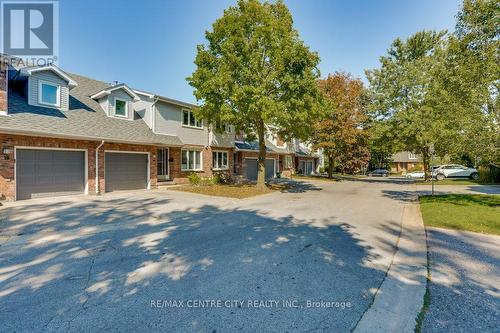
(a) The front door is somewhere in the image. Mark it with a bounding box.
[157,148,169,181]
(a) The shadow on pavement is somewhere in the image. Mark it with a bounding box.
[0,195,397,332]
[422,228,500,333]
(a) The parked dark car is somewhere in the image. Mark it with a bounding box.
[367,169,389,177]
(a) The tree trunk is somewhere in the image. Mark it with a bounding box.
[327,153,334,178]
[422,149,430,181]
[256,120,267,189]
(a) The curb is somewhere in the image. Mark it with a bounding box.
[354,196,427,333]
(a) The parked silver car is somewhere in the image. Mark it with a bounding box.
[432,164,479,181]
[405,171,425,179]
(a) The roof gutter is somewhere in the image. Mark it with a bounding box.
[0,127,183,147]
[95,140,105,194]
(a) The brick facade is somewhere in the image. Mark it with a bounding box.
[234,151,280,177]
[171,146,234,184]
[0,133,159,201]
[0,66,7,113]
[0,133,241,200]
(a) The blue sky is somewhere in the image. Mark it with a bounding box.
[60,0,462,103]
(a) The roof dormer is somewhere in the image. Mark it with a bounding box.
[91,83,139,120]
[20,65,77,111]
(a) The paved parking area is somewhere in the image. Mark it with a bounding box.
[0,179,413,332]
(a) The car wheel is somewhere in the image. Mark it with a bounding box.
[436,173,445,181]
[383,173,388,177]
[470,172,479,180]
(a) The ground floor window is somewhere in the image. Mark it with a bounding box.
[181,150,202,171]
[212,151,228,170]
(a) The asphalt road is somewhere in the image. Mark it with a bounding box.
[0,179,412,332]
[422,228,500,333]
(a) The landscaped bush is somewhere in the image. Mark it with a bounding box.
[188,172,201,186]
[478,165,500,183]
[212,173,223,185]
[319,167,325,173]
[212,172,231,184]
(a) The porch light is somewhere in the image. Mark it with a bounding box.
[2,147,12,154]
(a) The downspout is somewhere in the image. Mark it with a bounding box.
[95,140,105,194]
[151,96,159,132]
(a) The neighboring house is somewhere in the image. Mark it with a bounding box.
[391,151,423,172]
[293,139,323,175]
[0,61,323,201]
[233,129,323,180]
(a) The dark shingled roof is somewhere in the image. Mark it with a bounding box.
[0,72,182,146]
[391,151,422,162]
[235,140,288,153]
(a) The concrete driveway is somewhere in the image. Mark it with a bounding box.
[0,179,412,332]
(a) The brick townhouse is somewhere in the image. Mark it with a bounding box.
[0,61,322,201]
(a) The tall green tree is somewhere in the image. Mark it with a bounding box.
[443,0,499,165]
[314,72,370,178]
[188,0,321,187]
[366,30,454,179]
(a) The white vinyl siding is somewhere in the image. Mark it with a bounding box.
[212,151,228,170]
[154,102,208,146]
[181,150,202,171]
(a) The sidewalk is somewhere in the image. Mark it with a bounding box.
[354,197,427,333]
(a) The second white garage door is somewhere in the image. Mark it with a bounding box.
[105,152,148,192]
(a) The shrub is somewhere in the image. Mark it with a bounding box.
[479,165,500,183]
[212,173,223,185]
[319,167,325,173]
[188,172,201,186]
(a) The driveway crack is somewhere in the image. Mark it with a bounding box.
[65,250,96,332]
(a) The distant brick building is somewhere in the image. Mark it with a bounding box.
[391,151,423,172]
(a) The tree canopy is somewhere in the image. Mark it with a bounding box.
[188,0,321,186]
[314,72,370,177]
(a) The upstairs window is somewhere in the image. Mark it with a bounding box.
[212,151,228,170]
[38,81,60,107]
[408,153,417,160]
[183,109,202,128]
[114,98,127,117]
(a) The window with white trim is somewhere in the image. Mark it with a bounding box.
[114,98,128,117]
[284,155,292,169]
[182,109,202,128]
[181,150,202,171]
[39,81,60,107]
[212,151,228,170]
[408,153,417,160]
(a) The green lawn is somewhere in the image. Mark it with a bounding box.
[419,194,500,235]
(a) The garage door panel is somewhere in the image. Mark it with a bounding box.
[243,158,275,181]
[16,149,85,200]
[265,159,275,180]
[105,153,148,192]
